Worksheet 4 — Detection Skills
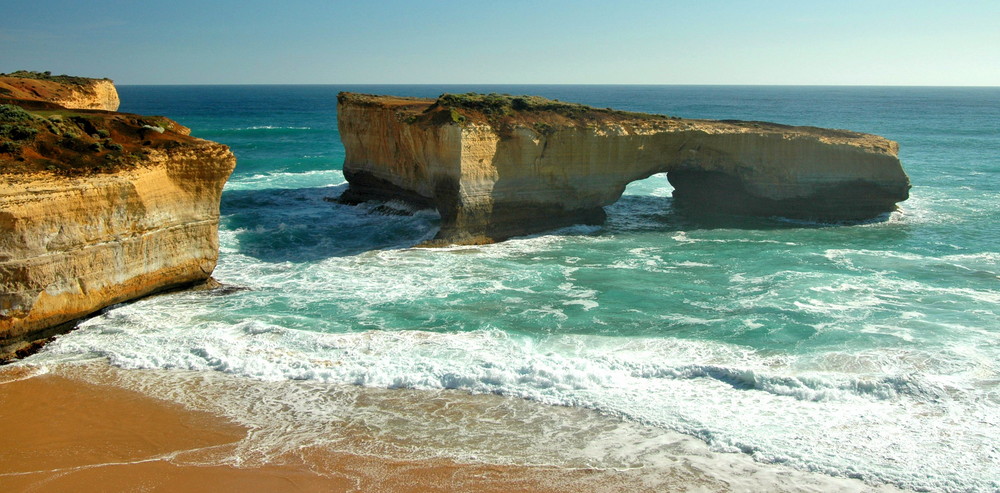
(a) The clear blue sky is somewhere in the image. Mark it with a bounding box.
[2,0,997,85]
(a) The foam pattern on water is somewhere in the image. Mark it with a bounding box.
[36,316,998,491]
[41,85,999,492]
[26,361,901,493]
[32,177,1000,491]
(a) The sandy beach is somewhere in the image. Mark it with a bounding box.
[0,361,909,493]
[0,365,666,492]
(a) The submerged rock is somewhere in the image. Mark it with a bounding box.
[337,92,910,245]
[0,75,235,359]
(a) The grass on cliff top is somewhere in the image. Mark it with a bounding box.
[337,91,673,123]
[336,91,676,136]
[0,70,110,85]
[0,104,36,122]
[423,93,675,137]
[433,92,672,121]
[338,92,878,145]
[0,102,191,176]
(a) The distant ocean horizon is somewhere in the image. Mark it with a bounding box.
[25,84,1000,491]
[118,83,1000,87]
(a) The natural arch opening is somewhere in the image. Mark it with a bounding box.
[336,92,910,246]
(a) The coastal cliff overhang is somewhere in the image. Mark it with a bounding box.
[337,92,911,245]
[0,71,120,111]
[0,81,236,360]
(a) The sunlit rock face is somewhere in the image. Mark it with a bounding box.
[338,92,909,245]
[0,74,120,111]
[0,76,235,357]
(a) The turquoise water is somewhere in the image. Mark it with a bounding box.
[29,85,1000,491]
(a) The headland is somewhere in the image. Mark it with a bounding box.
[337,92,910,245]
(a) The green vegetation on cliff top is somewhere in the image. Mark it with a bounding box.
[338,91,673,122]
[337,92,676,140]
[0,102,188,176]
[434,92,670,121]
[432,93,675,137]
[0,70,110,85]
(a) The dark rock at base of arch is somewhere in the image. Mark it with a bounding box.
[334,169,438,209]
[667,170,909,221]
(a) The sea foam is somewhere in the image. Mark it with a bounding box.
[33,85,1000,492]
[31,303,1000,491]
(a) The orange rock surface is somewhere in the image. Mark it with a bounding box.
[337,92,910,244]
[0,75,235,358]
[0,72,120,111]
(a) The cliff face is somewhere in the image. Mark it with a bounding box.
[337,96,462,206]
[338,93,910,244]
[0,145,234,345]
[0,73,120,111]
[50,79,120,111]
[0,76,235,358]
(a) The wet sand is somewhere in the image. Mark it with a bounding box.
[0,367,650,492]
[1,362,907,493]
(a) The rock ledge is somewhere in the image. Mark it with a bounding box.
[337,92,910,244]
[0,76,235,359]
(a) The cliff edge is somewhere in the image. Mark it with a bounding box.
[0,76,235,360]
[0,71,120,111]
[337,92,910,245]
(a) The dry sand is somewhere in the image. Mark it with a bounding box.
[0,366,647,492]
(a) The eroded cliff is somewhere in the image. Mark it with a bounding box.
[0,71,120,111]
[0,78,235,359]
[338,92,910,244]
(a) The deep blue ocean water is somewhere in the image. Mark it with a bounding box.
[26,85,1000,491]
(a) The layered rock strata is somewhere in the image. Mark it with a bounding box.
[0,78,235,359]
[338,93,910,244]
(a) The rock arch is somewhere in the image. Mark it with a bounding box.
[337,93,909,245]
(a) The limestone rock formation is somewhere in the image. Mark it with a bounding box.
[0,77,235,359]
[0,71,120,111]
[337,93,910,244]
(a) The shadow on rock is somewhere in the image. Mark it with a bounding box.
[221,185,440,262]
[607,194,911,240]
[220,187,909,263]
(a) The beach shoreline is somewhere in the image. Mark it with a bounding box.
[0,361,906,492]
[0,366,636,492]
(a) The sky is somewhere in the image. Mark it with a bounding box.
[1,0,998,86]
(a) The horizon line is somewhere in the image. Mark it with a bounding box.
[114,82,1000,88]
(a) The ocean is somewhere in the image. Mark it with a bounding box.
[22,85,1000,491]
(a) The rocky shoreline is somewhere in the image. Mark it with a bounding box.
[0,74,236,360]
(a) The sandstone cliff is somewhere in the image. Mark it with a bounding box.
[0,71,120,111]
[338,93,910,244]
[0,78,235,359]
